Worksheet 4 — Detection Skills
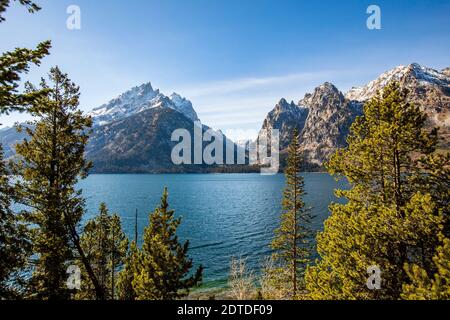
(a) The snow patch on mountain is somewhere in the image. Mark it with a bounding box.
[169,93,200,122]
[88,82,199,126]
[346,63,450,101]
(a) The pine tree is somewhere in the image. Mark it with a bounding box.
[269,129,313,299]
[412,152,450,237]
[402,238,450,299]
[305,82,446,299]
[13,67,103,299]
[132,188,203,300]
[77,203,128,299]
[117,241,139,300]
[0,145,30,298]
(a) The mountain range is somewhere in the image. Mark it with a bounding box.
[257,63,449,168]
[0,63,448,172]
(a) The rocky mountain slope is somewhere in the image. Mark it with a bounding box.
[0,126,26,159]
[259,98,309,150]
[258,83,362,166]
[88,82,200,125]
[258,63,449,167]
[297,83,362,165]
[347,63,450,147]
[442,68,450,77]
[87,106,204,173]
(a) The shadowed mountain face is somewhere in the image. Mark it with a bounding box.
[258,63,450,167]
[86,84,243,172]
[86,106,213,173]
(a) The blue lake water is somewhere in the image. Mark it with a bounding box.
[78,173,347,289]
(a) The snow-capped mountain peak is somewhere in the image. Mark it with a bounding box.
[88,83,199,125]
[169,92,200,122]
[345,63,449,146]
[345,63,450,101]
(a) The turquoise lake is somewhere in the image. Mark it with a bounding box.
[78,173,347,289]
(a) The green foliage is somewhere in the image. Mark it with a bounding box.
[267,129,313,299]
[0,145,30,298]
[12,67,95,299]
[117,241,139,300]
[306,192,443,299]
[402,238,450,299]
[77,203,128,300]
[131,188,203,300]
[412,152,450,236]
[0,41,51,116]
[305,82,447,300]
[0,0,51,116]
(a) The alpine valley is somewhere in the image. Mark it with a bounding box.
[1,63,449,173]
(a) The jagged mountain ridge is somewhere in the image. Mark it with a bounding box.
[347,63,450,147]
[88,82,200,126]
[258,98,309,150]
[84,83,243,172]
[346,63,449,102]
[258,82,362,166]
[258,63,449,167]
[1,63,449,172]
[297,83,362,165]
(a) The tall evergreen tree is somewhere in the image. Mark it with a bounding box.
[305,82,446,299]
[269,129,313,299]
[13,67,103,299]
[0,145,30,298]
[132,188,203,300]
[77,203,128,300]
[117,241,139,300]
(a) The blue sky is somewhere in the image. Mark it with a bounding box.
[1,0,449,140]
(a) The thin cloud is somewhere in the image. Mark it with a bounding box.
[179,70,341,98]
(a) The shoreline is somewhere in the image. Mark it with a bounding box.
[86,171,328,175]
